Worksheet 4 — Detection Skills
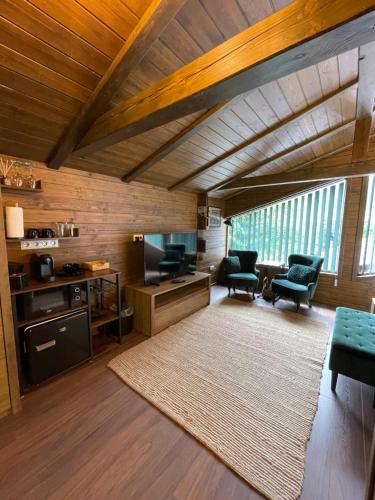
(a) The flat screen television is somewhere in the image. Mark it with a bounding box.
[144,232,197,284]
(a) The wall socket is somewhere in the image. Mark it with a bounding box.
[209,265,215,272]
[133,234,143,242]
[333,278,338,287]
[20,239,59,250]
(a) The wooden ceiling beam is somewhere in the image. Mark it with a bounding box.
[216,161,375,190]
[168,81,357,191]
[47,0,188,169]
[221,142,355,200]
[121,100,231,183]
[352,42,375,162]
[208,120,355,192]
[223,130,375,200]
[75,0,375,156]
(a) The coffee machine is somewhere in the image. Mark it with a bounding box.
[30,254,56,282]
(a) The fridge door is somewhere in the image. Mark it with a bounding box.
[22,310,90,385]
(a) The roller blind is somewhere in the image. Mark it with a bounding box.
[359,175,375,275]
[228,181,346,273]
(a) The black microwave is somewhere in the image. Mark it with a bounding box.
[17,284,85,321]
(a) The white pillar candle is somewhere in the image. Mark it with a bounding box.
[5,204,24,238]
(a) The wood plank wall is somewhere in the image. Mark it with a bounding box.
[0,188,12,418]
[0,306,11,419]
[197,197,226,283]
[225,177,375,311]
[1,158,198,292]
[314,177,375,311]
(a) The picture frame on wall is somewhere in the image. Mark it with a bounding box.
[208,206,221,228]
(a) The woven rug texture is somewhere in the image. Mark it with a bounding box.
[109,300,329,500]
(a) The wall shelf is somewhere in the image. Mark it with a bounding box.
[6,235,80,250]
[1,181,42,193]
[91,311,119,329]
[6,237,79,241]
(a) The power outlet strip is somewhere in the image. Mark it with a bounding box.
[20,239,59,250]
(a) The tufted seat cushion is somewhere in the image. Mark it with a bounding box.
[227,272,258,283]
[329,307,375,389]
[332,307,375,361]
[272,279,308,293]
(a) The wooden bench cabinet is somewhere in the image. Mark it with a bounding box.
[126,272,210,336]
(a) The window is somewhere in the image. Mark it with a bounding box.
[228,181,346,273]
[358,175,375,275]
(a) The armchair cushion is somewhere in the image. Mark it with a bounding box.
[227,272,258,282]
[223,256,241,274]
[272,279,308,293]
[287,264,316,286]
[228,250,258,274]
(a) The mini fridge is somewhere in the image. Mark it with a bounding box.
[21,309,91,385]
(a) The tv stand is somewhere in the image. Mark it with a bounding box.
[126,272,210,336]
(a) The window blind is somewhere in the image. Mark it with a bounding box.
[359,175,375,275]
[228,181,346,273]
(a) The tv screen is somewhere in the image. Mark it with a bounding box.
[144,232,197,284]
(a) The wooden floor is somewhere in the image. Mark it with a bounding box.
[0,286,373,500]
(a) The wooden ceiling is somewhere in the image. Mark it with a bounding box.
[0,0,373,198]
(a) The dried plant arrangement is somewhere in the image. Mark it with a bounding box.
[0,157,14,184]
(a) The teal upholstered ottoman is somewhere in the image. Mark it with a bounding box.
[329,307,375,406]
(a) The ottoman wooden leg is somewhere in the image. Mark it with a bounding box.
[331,371,338,391]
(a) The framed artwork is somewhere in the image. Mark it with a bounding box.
[208,206,221,228]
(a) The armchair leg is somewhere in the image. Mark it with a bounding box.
[307,299,312,309]
[296,301,300,312]
[331,371,338,392]
[252,290,255,300]
[227,287,231,297]
[272,293,276,306]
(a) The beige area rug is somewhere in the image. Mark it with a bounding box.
[108,299,329,500]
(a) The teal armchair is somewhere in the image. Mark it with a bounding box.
[223,250,259,301]
[271,254,324,311]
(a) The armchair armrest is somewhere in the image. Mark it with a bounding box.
[255,268,260,277]
[307,281,317,298]
[274,273,288,280]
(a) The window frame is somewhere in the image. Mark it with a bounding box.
[354,175,375,279]
[226,180,347,275]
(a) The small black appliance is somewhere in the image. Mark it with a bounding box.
[30,254,56,283]
[8,261,24,274]
[16,283,85,321]
[69,284,84,307]
[8,261,28,290]
[41,228,55,238]
[9,273,29,290]
[56,263,83,277]
[26,228,40,239]
[20,309,90,385]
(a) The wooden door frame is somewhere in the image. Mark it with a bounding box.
[0,188,21,414]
